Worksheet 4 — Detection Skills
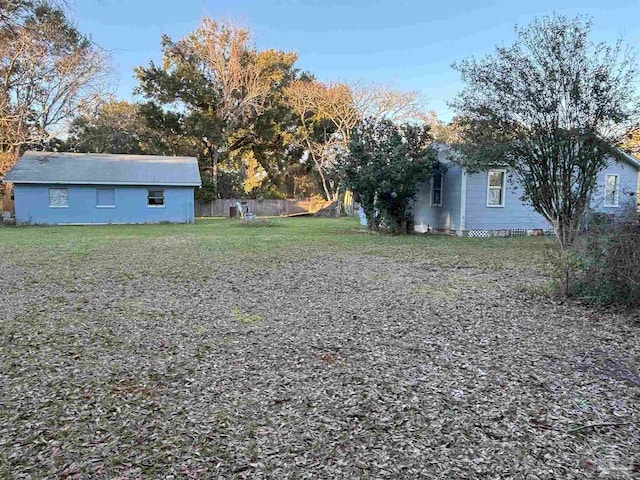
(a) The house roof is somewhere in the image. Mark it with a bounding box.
[2,151,202,186]
[618,149,640,169]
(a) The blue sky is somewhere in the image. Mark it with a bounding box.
[73,0,640,122]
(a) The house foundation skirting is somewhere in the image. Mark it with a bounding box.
[464,228,555,238]
[415,224,554,237]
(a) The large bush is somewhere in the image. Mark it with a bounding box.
[340,119,437,234]
[572,218,640,309]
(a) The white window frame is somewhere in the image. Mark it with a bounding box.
[48,187,69,208]
[147,189,165,208]
[96,188,116,208]
[486,169,506,208]
[603,174,619,207]
[431,173,443,207]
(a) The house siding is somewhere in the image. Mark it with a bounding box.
[590,157,639,215]
[414,152,463,233]
[464,171,550,231]
[13,184,195,225]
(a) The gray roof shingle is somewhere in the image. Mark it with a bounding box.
[2,151,202,186]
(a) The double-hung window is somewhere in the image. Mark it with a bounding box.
[604,174,619,207]
[49,187,69,208]
[431,173,443,207]
[147,189,165,207]
[487,170,506,207]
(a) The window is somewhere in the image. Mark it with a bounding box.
[604,174,619,207]
[431,173,443,206]
[487,170,506,207]
[49,188,68,208]
[147,189,165,207]
[96,188,115,208]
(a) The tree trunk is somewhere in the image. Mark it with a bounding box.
[211,149,219,198]
[552,217,578,297]
[400,217,408,235]
[1,183,14,213]
[367,213,379,231]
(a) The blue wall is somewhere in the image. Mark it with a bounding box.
[14,184,195,225]
[589,157,639,215]
[413,153,639,234]
[464,171,550,231]
[414,152,463,232]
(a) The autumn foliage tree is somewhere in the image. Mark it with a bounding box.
[619,128,640,157]
[285,80,354,201]
[285,79,425,201]
[0,0,110,163]
[0,0,110,208]
[135,17,302,198]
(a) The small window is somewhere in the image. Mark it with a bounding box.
[96,188,115,207]
[431,173,443,206]
[49,187,68,208]
[487,170,506,207]
[147,189,165,207]
[604,174,619,207]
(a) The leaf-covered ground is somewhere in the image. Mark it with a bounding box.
[0,219,638,479]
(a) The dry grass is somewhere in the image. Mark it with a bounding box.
[0,218,637,478]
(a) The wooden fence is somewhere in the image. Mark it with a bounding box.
[195,198,330,217]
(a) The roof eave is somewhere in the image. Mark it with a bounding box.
[617,149,640,169]
[3,179,202,187]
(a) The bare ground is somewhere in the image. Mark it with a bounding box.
[0,231,638,479]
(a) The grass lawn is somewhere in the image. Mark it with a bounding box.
[0,218,638,478]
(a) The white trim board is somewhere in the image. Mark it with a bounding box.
[458,169,467,235]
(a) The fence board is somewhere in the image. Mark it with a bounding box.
[195,198,330,217]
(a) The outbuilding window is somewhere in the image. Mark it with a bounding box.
[486,170,506,207]
[604,174,619,207]
[96,188,115,208]
[49,187,69,208]
[431,173,443,207]
[147,189,165,207]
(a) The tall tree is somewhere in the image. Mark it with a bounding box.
[285,80,345,201]
[0,0,110,166]
[350,82,424,124]
[285,80,423,201]
[452,15,639,254]
[66,98,147,154]
[135,17,300,198]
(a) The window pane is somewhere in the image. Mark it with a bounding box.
[433,189,441,205]
[148,189,164,206]
[432,173,442,205]
[489,171,504,187]
[604,175,618,206]
[97,188,115,206]
[489,187,502,205]
[605,191,615,205]
[49,188,68,207]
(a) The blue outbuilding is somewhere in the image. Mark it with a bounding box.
[2,151,202,225]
